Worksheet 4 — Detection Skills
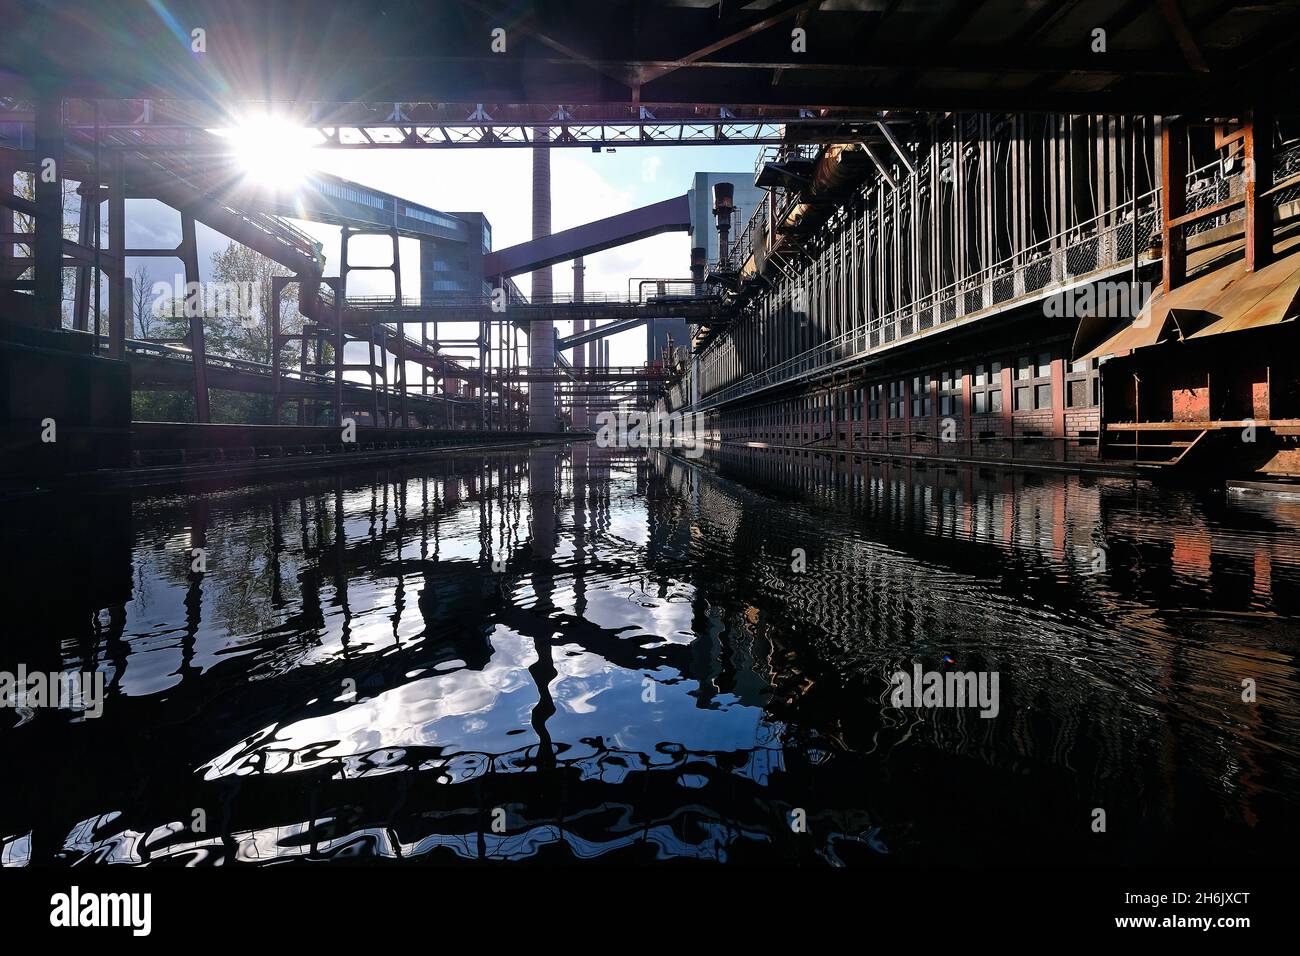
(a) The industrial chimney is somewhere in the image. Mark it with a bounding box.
[712,182,735,268]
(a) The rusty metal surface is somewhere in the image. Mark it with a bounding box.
[1077,310,1176,361]
[1078,247,1300,361]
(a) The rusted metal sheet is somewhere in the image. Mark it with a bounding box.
[1076,247,1300,361]
[1172,380,1210,422]
[1077,309,1176,361]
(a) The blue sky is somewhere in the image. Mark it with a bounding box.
[305,143,762,365]
[118,141,761,369]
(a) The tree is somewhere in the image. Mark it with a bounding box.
[205,240,299,368]
[132,263,155,338]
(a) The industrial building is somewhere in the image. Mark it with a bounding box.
[2,0,1300,918]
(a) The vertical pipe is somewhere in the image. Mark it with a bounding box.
[528,126,557,430]
[572,256,586,429]
[33,87,63,328]
[73,188,92,332]
[93,100,100,343]
[0,148,15,284]
[391,228,408,426]
[332,278,344,425]
[108,150,125,358]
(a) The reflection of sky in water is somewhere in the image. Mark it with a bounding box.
[202,471,768,775]
[192,453,766,781]
[546,643,771,756]
[204,626,541,775]
[10,447,1300,866]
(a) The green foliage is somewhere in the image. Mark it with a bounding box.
[129,240,304,422]
[133,390,195,423]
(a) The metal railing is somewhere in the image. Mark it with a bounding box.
[690,142,1300,412]
[338,286,721,311]
[694,196,1161,411]
[102,335,478,405]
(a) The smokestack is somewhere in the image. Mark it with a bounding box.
[528,127,558,431]
[690,246,706,292]
[712,182,734,268]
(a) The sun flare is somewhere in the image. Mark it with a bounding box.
[215,115,322,190]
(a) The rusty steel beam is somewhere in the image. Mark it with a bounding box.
[1244,108,1274,272]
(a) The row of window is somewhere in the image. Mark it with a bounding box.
[399,204,461,231]
[428,279,468,292]
[728,356,1099,426]
[313,179,388,211]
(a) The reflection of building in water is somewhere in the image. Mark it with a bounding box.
[649,445,1300,830]
[678,443,1300,616]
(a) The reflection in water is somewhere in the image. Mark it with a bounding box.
[1,444,1298,865]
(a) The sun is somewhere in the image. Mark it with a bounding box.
[215,114,323,190]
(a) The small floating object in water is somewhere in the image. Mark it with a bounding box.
[942,654,955,665]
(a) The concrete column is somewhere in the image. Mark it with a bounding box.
[528,128,559,430]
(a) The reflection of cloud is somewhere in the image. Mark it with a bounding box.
[201,626,540,777]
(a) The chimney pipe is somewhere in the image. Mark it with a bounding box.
[690,246,706,292]
[712,182,735,268]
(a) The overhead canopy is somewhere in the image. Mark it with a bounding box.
[1074,250,1300,362]
[4,1,1300,113]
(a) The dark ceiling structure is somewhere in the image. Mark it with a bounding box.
[2,0,1299,114]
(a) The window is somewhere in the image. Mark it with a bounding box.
[939,368,964,416]
[911,375,933,418]
[971,362,1003,415]
[399,204,460,230]
[314,178,388,211]
[888,380,906,420]
[1066,357,1100,408]
[1013,352,1053,411]
[868,384,883,420]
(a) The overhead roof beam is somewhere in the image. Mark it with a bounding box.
[1156,0,1211,73]
[638,0,823,89]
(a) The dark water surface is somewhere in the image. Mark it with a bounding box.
[2,444,1298,865]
